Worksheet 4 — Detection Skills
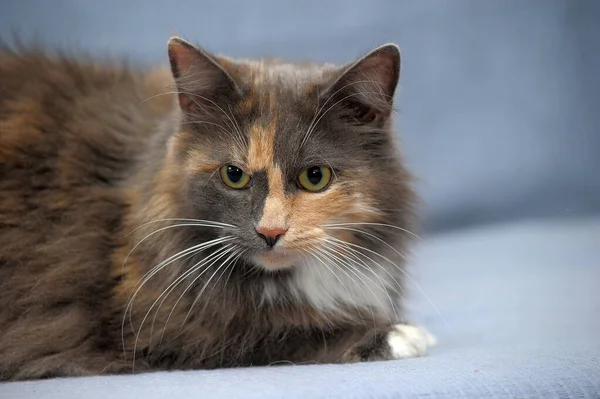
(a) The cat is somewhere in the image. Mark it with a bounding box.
[0,37,435,381]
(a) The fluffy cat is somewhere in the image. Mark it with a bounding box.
[0,37,435,381]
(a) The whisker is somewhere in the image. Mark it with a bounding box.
[122,221,232,273]
[150,244,237,344]
[141,90,179,104]
[123,236,232,338]
[227,104,247,152]
[123,237,232,367]
[301,80,388,147]
[199,247,246,313]
[124,236,234,330]
[325,237,406,299]
[183,91,247,146]
[329,236,448,327]
[131,243,234,369]
[127,219,235,236]
[181,119,244,149]
[323,226,409,262]
[315,247,380,328]
[144,90,247,153]
[312,248,374,326]
[321,241,397,324]
[178,246,243,331]
[323,222,420,240]
[302,249,354,314]
[302,90,393,147]
[132,235,233,287]
[216,248,247,298]
[149,244,235,345]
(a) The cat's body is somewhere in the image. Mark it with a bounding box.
[0,39,434,381]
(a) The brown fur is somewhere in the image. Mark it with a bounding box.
[0,38,420,381]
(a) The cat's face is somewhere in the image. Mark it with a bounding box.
[166,38,413,272]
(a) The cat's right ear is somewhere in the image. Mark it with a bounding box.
[167,37,241,113]
[322,44,401,126]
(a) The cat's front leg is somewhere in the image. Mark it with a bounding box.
[250,323,436,366]
[345,324,437,362]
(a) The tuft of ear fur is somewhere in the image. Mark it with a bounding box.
[325,44,401,125]
[167,37,240,114]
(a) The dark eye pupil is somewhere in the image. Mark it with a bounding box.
[307,167,322,185]
[227,166,243,183]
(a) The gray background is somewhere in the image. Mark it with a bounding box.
[2,0,599,233]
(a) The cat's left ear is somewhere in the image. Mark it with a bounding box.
[324,44,400,124]
[167,37,241,113]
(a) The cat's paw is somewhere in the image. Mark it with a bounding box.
[386,324,437,359]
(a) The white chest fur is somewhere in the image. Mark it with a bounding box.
[262,255,400,320]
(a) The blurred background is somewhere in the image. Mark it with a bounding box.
[1,0,598,235]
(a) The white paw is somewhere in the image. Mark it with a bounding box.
[386,324,437,359]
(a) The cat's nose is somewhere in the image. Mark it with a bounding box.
[256,226,287,248]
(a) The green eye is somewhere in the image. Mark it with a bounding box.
[220,164,251,189]
[297,166,332,192]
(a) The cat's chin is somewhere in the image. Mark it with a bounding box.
[252,248,299,271]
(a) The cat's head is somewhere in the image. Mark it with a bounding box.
[163,37,415,273]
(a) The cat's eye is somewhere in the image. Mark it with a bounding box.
[220,164,251,189]
[297,166,332,192]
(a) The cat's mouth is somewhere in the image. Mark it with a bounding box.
[252,247,300,271]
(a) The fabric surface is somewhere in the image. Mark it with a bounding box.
[2,216,599,398]
[1,1,599,232]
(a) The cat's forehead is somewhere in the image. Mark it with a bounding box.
[221,57,340,92]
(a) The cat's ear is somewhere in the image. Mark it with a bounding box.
[324,44,400,125]
[167,37,241,113]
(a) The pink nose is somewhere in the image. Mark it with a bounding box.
[256,226,287,247]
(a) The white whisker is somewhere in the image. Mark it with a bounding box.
[180,119,245,151]
[124,236,234,334]
[323,226,408,261]
[323,222,420,240]
[183,91,247,150]
[179,246,243,331]
[301,80,387,147]
[122,222,233,277]
[131,244,233,370]
[315,247,380,327]
[227,104,247,152]
[321,242,397,324]
[219,249,247,296]
[122,235,233,353]
[302,90,392,147]
[144,90,247,152]
[303,249,353,311]
[312,248,374,325]
[153,244,236,344]
[126,218,235,236]
[324,237,405,298]
[329,236,448,327]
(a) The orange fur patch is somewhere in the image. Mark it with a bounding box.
[238,94,256,113]
[247,118,294,231]
[259,164,291,229]
[247,119,277,171]
[245,117,381,253]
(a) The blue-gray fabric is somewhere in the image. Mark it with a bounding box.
[1,217,599,398]
[1,0,599,232]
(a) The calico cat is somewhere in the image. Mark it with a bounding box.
[0,37,435,381]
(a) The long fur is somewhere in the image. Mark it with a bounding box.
[0,39,420,381]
